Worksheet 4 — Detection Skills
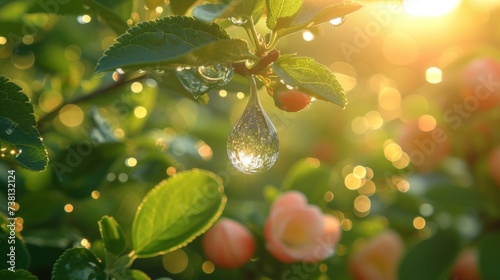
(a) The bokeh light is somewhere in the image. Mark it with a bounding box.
[354,195,371,213]
[302,30,315,41]
[413,216,426,229]
[131,82,144,93]
[64,204,74,213]
[426,67,443,84]
[163,249,189,274]
[202,261,215,274]
[378,87,401,111]
[134,106,148,118]
[125,157,138,167]
[418,115,437,132]
[59,104,84,127]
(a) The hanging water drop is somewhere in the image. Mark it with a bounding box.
[229,16,248,26]
[176,64,233,97]
[227,76,279,174]
[329,17,346,26]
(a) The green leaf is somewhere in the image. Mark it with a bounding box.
[0,269,37,280]
[132,169,226,258]
[266,0,303,30]
[398,230,460,280]
[96,16,251,72]
[0,76,48,171]
[273,56,347,108]
[479,232,500,280]
[52,248,106,280]
[98,216,127,256]
[131,270,151,280]
[278,1,362,37]
[282,159,331,205]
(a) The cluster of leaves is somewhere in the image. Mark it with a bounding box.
[95,0,362,107]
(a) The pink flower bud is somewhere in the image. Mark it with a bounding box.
[202,218,256,268]
[264,191,341,263]
[349,231,404,280]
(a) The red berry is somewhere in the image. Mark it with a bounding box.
[274,89,312,112]
[202,218,255,268]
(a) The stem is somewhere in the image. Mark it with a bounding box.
[266,31,279,52]
[127,251,138,265]
[245,17,264,56]
[37,74,145,130]
[233,49,280,76]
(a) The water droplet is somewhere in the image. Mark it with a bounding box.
[227,76,279,174]
[138,69,145,73]
[5,128,13,135]
[329,17,346,26]
[176,64,233,97]
[14,148,22,158]
[285,84,294,90]
[229,16,248,26]
[197,64,232,83]
[116,68,125,74]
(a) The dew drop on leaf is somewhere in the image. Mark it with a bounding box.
[229,16,248,26]
[329,17,346,26]
[227,76,279,174]
[197,64,232,83]
[176,64,233,96]
[14,148,22,158]
[116,68,125,74]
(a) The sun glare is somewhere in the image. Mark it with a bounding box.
[404,0,461,17]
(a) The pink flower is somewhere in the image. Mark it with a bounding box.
[264,191,341,263]
[202,218,256,268]
[349,231,404,280]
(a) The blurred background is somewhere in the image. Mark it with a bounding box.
[1,0,500,279]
